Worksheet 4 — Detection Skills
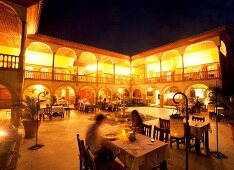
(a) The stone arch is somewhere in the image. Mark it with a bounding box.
[115,59,130,76]
[184,41,219,67]
[0,2,22,49]
[78,52,97,76]
[55,47,77,75]
[98,87,112,102]
[25,42,53,78]
[132,58,145,77]
[0,83,12,109]
[79,86,96,104]
[162,50,182,81]
[98,56,114,74]
[163,86,180,106]
[145,55,160,78]
[185,84,209,105]
[54,85,75,105]
[23,84,51,107]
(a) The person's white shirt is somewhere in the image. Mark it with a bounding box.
[86,124,102,153]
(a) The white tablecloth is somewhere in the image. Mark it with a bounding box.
[103,133,170,170]
[51,106,64,113]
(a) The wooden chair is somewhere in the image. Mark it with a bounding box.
[153,126,169,143]
[86,147,124,170]
[192,116,205,122]
[76,134,90,170]
[159,118,170,132]
[43,107,52,120]
[152,126,169,170]
[191,116,205,145]
[142,123,152,137]
[170,118,185,149]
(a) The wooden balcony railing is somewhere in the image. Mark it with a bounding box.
[132,69,221,84]
[25,70,52,80]
[0,53,19,69]
[24,68,221,85]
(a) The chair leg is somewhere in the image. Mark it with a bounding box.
[170,137,172,147]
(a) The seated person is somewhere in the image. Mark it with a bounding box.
[85,114,115,165]
[131,110,144,134]
[192,97,202,113]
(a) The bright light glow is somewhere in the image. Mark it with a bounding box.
[148,87,152,92]
[0,130,6,137]
[86,65,96,71]
[35,85,43,92]
[118,88,123,94]
[167,93,175,98]
[61,89,66,96]
[26,51,53,66]
[195,89,203,98]
[220,41,227,57]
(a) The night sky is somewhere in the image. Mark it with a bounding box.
[38,0,234,55]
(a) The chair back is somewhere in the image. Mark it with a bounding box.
[86,147,98,170]
[76,134,89,169]
[207,103,215,112]
[153,126,169,143]
[159,118,170,131]
[44,107,52,114]
[192,116,205,122]
[170,118,184,138]
[142,123,152,137]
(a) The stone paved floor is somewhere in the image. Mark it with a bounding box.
[16,107,234,170]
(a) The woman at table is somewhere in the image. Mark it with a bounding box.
[131,109,144,134]
[85,114,115,165]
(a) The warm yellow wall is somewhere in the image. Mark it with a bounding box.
[133,68,144,75]
[0,45,20,55]
[184,48,219,67]
[115,65,130,75]
[55,55,74,68]
[98,63,113,74]
[26,50,53,66]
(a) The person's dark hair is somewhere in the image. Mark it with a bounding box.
[131,110,143,129]
[95,114,105,124]
[131,110,143,122]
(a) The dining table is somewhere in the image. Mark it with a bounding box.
[189,121,210,154]
[103,133,170,170]
[51,106,64,118]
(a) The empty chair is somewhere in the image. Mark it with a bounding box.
[192,116,205,122]
[43,106,52,120]
[153,126,169,143]
[170,117,185,149]
[86,147,124,170]
[76,134,90,170]
[207,103,216,119]
[159,118,170,132]
[142,123,152,137]
[152,126,169,170]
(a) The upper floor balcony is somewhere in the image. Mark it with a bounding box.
[1,53,221,85]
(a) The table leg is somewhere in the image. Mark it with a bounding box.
[195,137,201,154]
[205,131,209,152]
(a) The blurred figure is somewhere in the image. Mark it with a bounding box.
[85,114,115,164]
[131,110,144,134]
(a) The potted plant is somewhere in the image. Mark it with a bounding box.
[21,95,40,139]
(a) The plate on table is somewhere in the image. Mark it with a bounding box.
[104,133,118,140]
